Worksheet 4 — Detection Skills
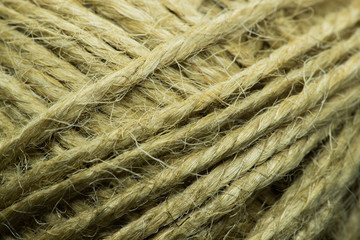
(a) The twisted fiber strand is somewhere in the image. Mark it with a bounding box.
[26,0,340,131]
[157,0,252,77]
[120,0,189,35]
[0,22,88,92]
[123,1,316,90]
[79,0,183,38]
[254,156,358,240]
[106,87,360,240]
[0,72,68,166]
[159,0,204,25]
[0,7,114,93]
[293,194,345,240]
[0,113,15,138]
[2,26,358,210]
[1,0,316,184]
[74,1,330,111]
[1,1,354,190]
[2,5,144,146]
[0,71,140,152]
[246,112,360,240]
[0,34,127,204]
[0,0,295,162]
[0,42,69,102]
[4,0,242,105]
[0,71,47,116]
[0,1,123,78]
[35,54,360,239]
[191,190,281,240]
[2,28,352,195]
[152,106,360,240]
[190,186,284,239]
[0,42,152,147]
[2,32,355,218]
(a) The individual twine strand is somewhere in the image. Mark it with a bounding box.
[293,193,347,240]
[191,189,280,240]
[0,0,334,164]
[1,2,358,211]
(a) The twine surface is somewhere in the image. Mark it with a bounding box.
[0,0,360,239]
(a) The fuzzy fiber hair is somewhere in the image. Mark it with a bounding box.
[0,0,360,239]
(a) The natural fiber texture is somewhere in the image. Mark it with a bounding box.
[0,0,359,239]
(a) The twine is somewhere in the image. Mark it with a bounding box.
[0,0,359,239]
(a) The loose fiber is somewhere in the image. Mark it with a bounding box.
[0,0,360,239]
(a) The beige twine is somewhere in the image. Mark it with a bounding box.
[0,0,359,239]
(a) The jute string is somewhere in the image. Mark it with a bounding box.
[0,0,359,239]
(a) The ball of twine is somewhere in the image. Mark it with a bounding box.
[0,0,359,239]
